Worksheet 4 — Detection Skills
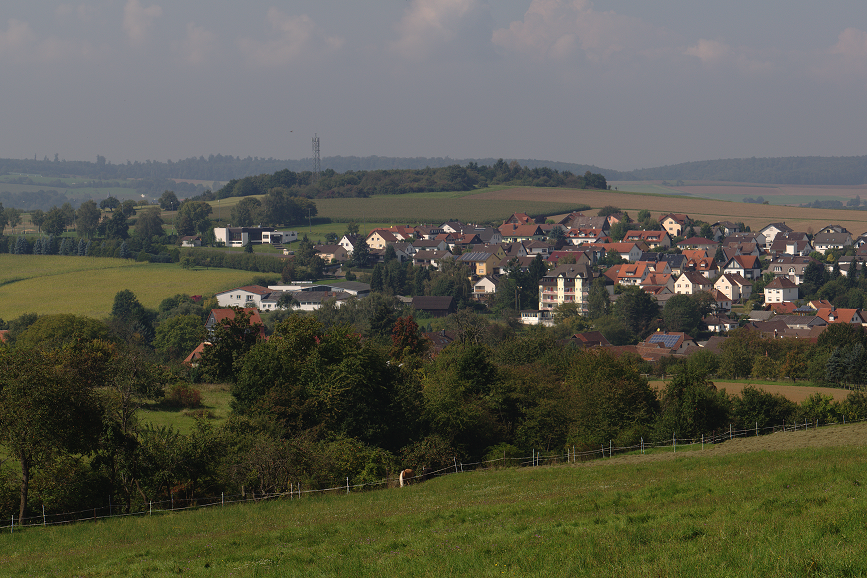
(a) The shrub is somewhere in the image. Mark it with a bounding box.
[163,383,203,408]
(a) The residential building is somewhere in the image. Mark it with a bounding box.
[538,263,596,312]
[764,277,799,303]
[673,272,713,295]
[658,213,690,237]
[213,227,297,247]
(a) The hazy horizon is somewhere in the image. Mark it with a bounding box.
[3,1,867,172]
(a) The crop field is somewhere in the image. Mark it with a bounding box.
[0,255,257,319]
[472,186,867,233]
[3,423,867,577]
[609,180,867,207]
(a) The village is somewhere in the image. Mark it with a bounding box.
[204,210,865,365]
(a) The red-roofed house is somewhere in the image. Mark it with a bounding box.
[815,308,863,325]
[623,230,671,249]
[722,255,762,280]
[498,223,545,242]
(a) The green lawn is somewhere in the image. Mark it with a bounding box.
[140,384,233,435]
[3,425,867,577]
[0,255,259,319]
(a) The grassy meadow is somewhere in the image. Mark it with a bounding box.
[3,424,866,577]
[0,255,258,319]
[140,384,233,435]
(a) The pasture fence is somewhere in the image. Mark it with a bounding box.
[3,415,865,533]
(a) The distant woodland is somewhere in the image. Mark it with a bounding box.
[209,161,607,200]
[2,153,867,189]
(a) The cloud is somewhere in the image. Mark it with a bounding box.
[178,22,217,65]
[683,39,772,74]
[813,28,867,81]
[55,4,98,22]
[0,18,100,64]
[391,0,492,60]
[684,39,731,63]
[0,19,37,59]
[237,8,343,67]
[830,27,867,59]
[492,0,667,64]
[123,0,162,46]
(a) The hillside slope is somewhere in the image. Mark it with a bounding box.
[4,423,866,577]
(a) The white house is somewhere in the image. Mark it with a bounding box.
[215,285,272,308]
[764,277,799,303]
[214,227,297,247]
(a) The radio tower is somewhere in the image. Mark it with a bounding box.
[312,133,321,183]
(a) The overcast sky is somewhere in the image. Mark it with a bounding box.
[2,1,866,171]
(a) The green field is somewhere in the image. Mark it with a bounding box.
[0,256,259,319]
[3,424,866,577]
[140,384,233,435]
[310,194,580,225]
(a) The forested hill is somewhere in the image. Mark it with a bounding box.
[607,156,867,186]
[0,155,606,183]
[3,154,867,185]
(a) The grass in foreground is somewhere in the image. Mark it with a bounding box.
[3,424,866,577]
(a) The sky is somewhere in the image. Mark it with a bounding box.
[2,1,867,171]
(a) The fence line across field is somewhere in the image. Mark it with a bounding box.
[4,415,865,533]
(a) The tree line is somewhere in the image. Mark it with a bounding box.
[214,162,608,200]
[3,295,867,525]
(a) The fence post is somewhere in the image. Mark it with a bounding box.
[609,440,612,458]
[43,504,46,527]
[756,422,758,437]
[11,514,13,534]
[149,502,152,516]
[673,433,676,453]
[346,477,349,495]
[641,437,644,454]
[222,492,224,506]
[729,424,732,440]
[572,445,575,462]
[454,457,459,473]
[702,434,704,450]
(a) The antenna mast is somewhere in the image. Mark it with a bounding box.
[312,133,321,183]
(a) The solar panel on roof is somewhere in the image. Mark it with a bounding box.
[648,334,680,348]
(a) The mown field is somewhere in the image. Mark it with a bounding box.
[472,186,867,233]
[3,423,866,577]
[0,256,258,319]
[205,185,867,234]
[609,180,867,207]
[649,380,852,403]
[309,193,583,226]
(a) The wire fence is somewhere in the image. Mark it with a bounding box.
[3,415,865,533]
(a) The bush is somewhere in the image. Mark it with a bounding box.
[163,383,203,408]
